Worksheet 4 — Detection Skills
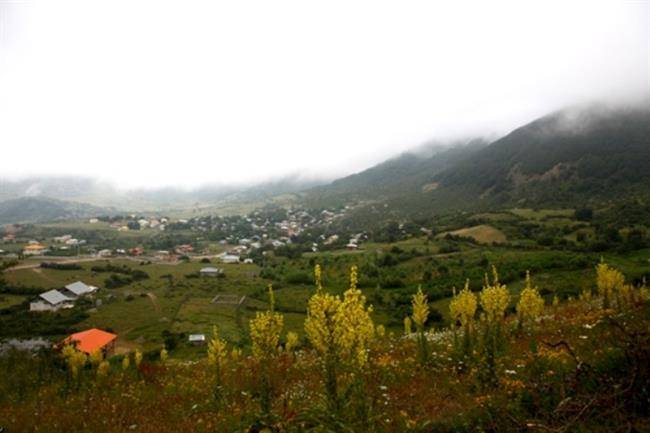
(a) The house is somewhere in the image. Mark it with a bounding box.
[175,244,193,254]
[30,289,74,312]
[2,234,15,243]
[128,247,144,256]
[219,254,240,264]
[346,243,359,250]
[97,249,113,257]
[23,243,47,256]
[199,267,223,277]
[188,334,206,345]
[63,328,117,356]
[63,281,98,298]
[89,218,99,224]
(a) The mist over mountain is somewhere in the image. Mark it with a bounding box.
[435,103,650,205]
[1,102,648,226]
[0,175,328,214]
[301,102,650,226]
[0,197,109,225]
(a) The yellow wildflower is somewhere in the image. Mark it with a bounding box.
[134,349,143,368]
[61,344,86,378]
[285,331,299,352]
[334,271,375,368]
[97,360,110,378]
[596,260,624,308]
[305,265,374,369]
[121,355,130,371]
[449,280,477,326]
[411,286,429,329]
[314,264,323,293]
[517,271,544,325]
[89,349,103,367]
[207,326,228,367]
[480,266,510,322]
[403,317,412,335]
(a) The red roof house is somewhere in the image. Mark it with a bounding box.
[63,328,117,355]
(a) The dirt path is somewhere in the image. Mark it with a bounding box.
[31,267,57,284]
[147,292,161,313]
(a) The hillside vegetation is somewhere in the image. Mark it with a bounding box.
[1,263,648,432]
[304,103,650,225]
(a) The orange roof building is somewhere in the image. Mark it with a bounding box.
[63,328,117,355]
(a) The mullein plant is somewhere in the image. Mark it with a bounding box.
[207,326,228,405]
[449,280,477,362]
[305,265,374,419]
[477,267,510,388]
[411,286,430,365]
[596,259,625,310]
[61,344,87,390]
[516,271,545,332]
[249,284,284,418]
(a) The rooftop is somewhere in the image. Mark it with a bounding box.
[64,328,117,354]
[39,289,72,305]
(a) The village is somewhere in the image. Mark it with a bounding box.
[0,204,367,263]
[0,204,375,359]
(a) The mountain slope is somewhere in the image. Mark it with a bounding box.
[435,103,650,205]
[0,197,109,225]
[303,138,488,208]
[303,103,650,226]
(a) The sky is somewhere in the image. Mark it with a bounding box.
[0,0,648,189]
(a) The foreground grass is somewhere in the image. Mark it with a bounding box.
[1,296,648,433]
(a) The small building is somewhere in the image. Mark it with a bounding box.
[97,249,113,257]
[63,281,98,297]
[220,254,240,264]
[188,334,206,345]
[23,244,47,256]
[199,267,223,277]
[30,289,74,312]
[128,247,144,256]
[346,243,359,250]
[63,328,117,356]
[175,244,193,254]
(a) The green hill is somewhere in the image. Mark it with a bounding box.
[436,103,650,206]
[304,103,650,224]
[0,197,108,225]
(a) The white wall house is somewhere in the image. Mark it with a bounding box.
[29,290,74,312]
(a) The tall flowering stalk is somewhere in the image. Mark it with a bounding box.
[449,280,477,358]
[403,317,412,335]
[480,267,510,324]
[596,260,625,309]
[249,284,284,417]
[61,344,87,389]
[305,265,374,414]
[477,266,510,388]
[516,271,544,330]
[411,286,430,364]
[207,326,228,404]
